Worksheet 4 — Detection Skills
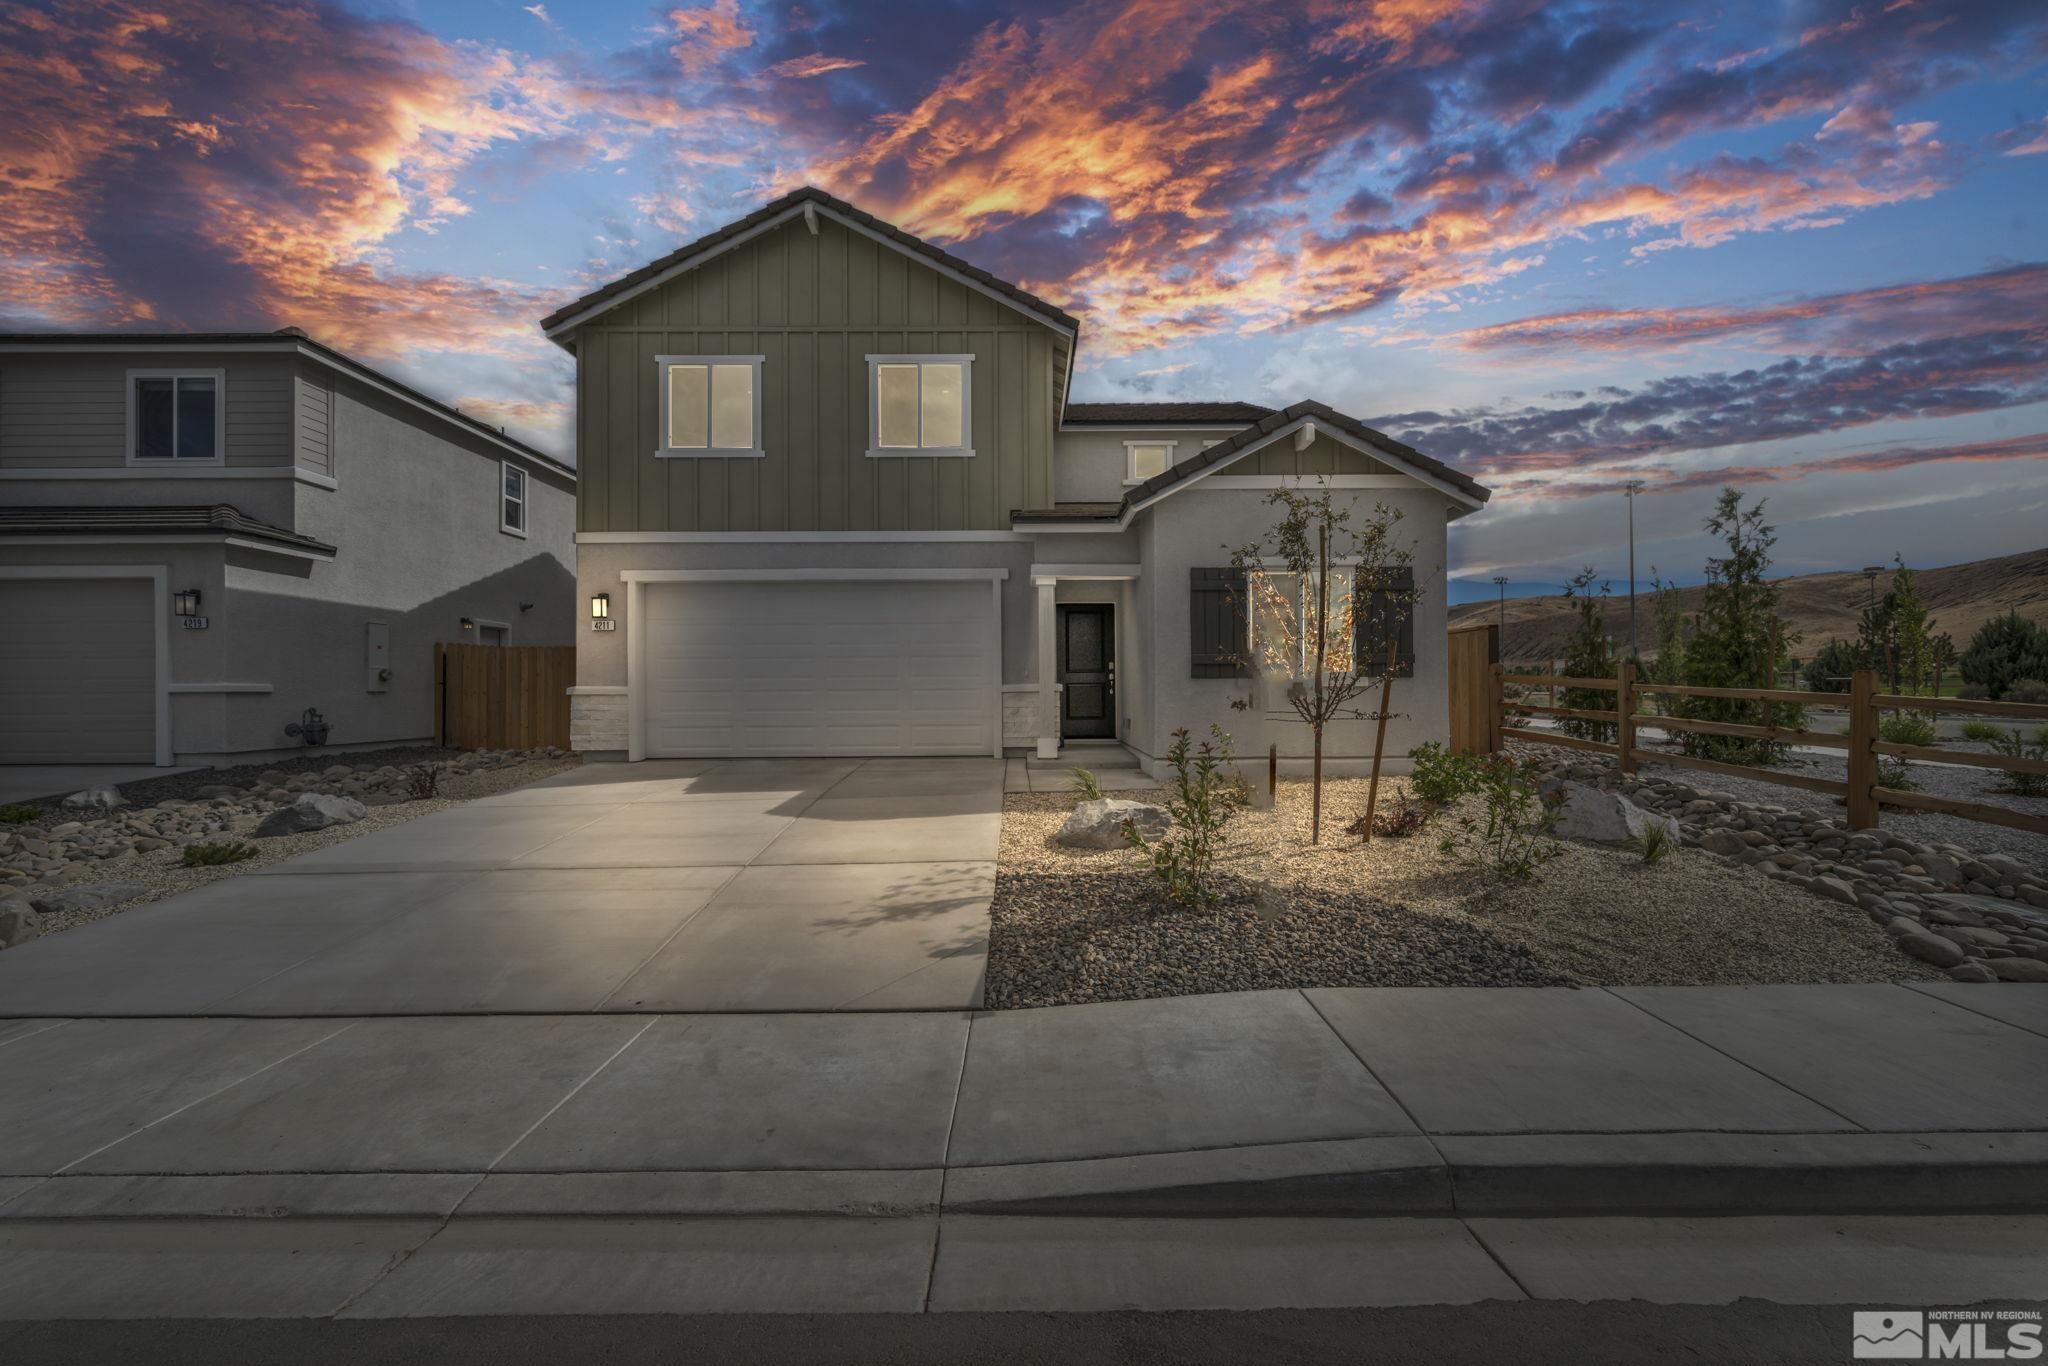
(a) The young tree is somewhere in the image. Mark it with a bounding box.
[1676,488,1802,763]
[1855,554,1929,692]
[1229,488,1415,844]
[1556,567,1618,742]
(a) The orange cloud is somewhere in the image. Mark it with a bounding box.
[668,0,754,73]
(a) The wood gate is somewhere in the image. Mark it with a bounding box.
[434,643,575,750]
[1447,621,1500,755]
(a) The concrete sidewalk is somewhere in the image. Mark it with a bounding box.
[2,985,2044,1224]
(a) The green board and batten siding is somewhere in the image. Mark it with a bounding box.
[572,213,1061,533]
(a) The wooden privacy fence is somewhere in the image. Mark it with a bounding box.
[1485,663,2048,837]
[1447,621,1502,756]
[434,643,575,751]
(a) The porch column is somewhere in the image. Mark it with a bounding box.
[1034,576,1058,758]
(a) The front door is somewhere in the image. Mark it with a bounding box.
[1057,603,1116,740]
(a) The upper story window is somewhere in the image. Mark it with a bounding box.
[866,355,972,457]
[128,370,223,464]
[657,355,764,458]
[1125,440,1177,484]
[500,461,528,536]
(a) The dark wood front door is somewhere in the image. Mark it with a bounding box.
[1058,604,1116,739]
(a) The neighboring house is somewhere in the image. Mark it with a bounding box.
[0,329,576,767]
[545,187,1488,776]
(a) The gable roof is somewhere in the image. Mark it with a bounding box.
[538,186,1081,341]
[1062,402,1273,426]
[1012,399,1490,528]
[0,328,574,480]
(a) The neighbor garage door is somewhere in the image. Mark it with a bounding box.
[0,577,157,763]
[640,578,996,757]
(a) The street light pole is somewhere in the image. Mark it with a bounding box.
[1492,574,1510,652]
[1624,480,1645,658]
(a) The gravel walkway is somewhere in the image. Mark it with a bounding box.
[989,776,1935,1008]
[17,754,581,937]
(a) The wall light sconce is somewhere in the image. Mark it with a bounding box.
[174,589,203,617]
[590,593,610,619]
[460,617,475,632]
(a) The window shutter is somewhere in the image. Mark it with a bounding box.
[1355,565,1417,678]
[1190,568,1247,677]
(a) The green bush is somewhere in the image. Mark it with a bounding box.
[1988,730,2048,799]
[1877,711,1939,747]
[1438,753,1563,883]
[1069,767,1106,801]
[1960,720,2001,744]
[1407,741,1483,807]
[0,803,40,824]
[1623,820,1673,865]
[1876,755,1918,792]
[2008,678,2048,705]
[1959,613,2048,699]
[1801,638,1862,693]
[181,840,258,868]
[1127,726,1244,907]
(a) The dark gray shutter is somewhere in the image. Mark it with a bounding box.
[1355,565,1416,678]
[1190,568,1247,677]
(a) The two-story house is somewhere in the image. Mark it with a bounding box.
[545,188,1489,777]
[0,329,576,767]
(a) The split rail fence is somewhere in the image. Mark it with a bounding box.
[1473,658,2048,837]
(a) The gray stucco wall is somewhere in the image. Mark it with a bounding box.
[1134,484,1453,776]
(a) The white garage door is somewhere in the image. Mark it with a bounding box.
[641,579,997,757]
[0,577,157,764]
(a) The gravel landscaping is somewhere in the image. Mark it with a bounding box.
[0,747,578,944]
[989,767,1941,1008]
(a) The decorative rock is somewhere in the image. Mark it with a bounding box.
[1988,957,2048,983]
[1055,798,1171,849]
[61,786,126,812]
[1895,931,1967,968]
[28,881,148,915]
[1946,961,1998,983]
[1537,780,1682,847]
[1699,829,1748,857]
[0,902,36,949]
[1811,875,1858,907]
[253,792,368,838]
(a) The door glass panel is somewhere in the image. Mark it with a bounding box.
[668,364,708,448]
[920,362,963,448]
[876,364,919,447]
[1065,611,1106,672]
[710,363,753,449]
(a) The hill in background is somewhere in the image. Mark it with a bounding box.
[1447,547,2048,665]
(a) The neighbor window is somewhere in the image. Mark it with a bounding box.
[500,461,527,535]
[129,371,223,463]
[1125,441,1177,483]
[866,355,972,456]
[656,355,763,457]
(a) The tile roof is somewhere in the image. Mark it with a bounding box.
[538,186,1081,337]
[0,504,338,556]
[1062,402,1274,426]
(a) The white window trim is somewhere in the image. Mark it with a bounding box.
[126,369,226,466]
[500,460,528,537]
[1123,439,1178,485]
[864,354,974,458]
[655,354,765,458]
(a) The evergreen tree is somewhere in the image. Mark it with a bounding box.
[1556,567,1618,742]
[1855,555,1930,692]
[1676,488,1802,763]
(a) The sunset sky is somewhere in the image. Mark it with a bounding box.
[3,0,2043,598]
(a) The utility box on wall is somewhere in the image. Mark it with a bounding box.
[365,622,391,693]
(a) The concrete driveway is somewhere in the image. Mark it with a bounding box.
[0,758,1000,1015]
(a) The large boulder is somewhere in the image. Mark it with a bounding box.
[29,881,147,915]
[1057,798,1172,849]
[0,901,37,949]
[254,792,367,838]
[61,786,125,812]
[1537,780,1681,847]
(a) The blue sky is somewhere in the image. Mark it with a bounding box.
[2,0,2043,597]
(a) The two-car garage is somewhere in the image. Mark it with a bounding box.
[634,575,1001,758]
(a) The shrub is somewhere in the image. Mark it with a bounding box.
[405,765,440,800]
[1988,730,2048,799]
[1877,710,1939,748]
[1438,753,1563,883]
[1351,792,1429,839]
[1623,820,1673,865]
[1127,725,1244,907]
[1958,683,1989,700]
[2008,678,2048,705]
[1069,767,1106,801]
[1407,741,1483,808]
[1801,638,1862,693]
[182,840,257,868]
[1876,755,1918,793]
[1959,613,2048,699]
[1960,720,2001,744]
[0,803,40,824]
